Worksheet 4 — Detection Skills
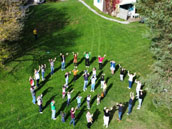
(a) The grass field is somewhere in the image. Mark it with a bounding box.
[0,0,171,129]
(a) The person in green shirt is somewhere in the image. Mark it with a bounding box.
[84,52,91,68]
[51,100,56,120]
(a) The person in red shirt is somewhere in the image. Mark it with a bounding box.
[70,107,77,127]
[29,76,34,88]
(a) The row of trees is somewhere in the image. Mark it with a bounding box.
[0,0,27,67]
[137,0,172,110]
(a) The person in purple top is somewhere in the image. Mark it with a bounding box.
[127,92,134,115]
[70,107,77,126]
[83,70,90,92]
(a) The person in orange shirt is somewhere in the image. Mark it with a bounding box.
[33,28,38,40]
[72,68,79,81]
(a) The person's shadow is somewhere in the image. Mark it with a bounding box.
[77,57,84,66]
[65,59,73,69]
[56,101,67,117]
[90,95,97,108]
[106,83,113,96]
[42,87,53,97]
[102,60,108,69]
[71,91,81,103]
[81,96,87,107]
[90,57,96,66]
[109,105,116,124]
[122,102,129,118]
[43,94,57,111]
[35,73,51,92]
[93,109,100,123]
[75,106,86,125]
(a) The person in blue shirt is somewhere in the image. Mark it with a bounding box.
[76,95,82,109]
[110,60,116,74]
[83,70,90,92]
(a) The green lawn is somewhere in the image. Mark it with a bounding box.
[0,0,171,129]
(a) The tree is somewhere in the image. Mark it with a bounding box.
[137,0,172,110]
[0,0,26,67]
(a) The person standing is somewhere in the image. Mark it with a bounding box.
[91,75,96,92]
[51,100,56,120]
[40,64,46,81]
[86,111,93,129]
[84,52,91,68]
[62,85,66,99]
[70,107,76,127]
[67,89,74,106]
[60,53,68,71]
[60,111,66,122]
[119,64,125,81]
[103,82,107,96]
[37,94,43,114]
[135,80,142,99]
[34,66,40,87]
[76,95,82,109]
[33,28,38,40]
[137,90,144,109]
[98,55,106,70]
[30,86,36,104]
[128,71,136,89]
[65,72,71,85]
[100,74,105,89]
[83,70,90,91]
[29,76,35,87]
[87,95,91,109]
[72,68,79,81]
[72,52,79,68]
[127,92,134,115]
[103,107,113,128]
[97,94,101,105]
[117,103,123,121]
[110,60,116,74]
[92,67,96,77]
[49,57,56,75]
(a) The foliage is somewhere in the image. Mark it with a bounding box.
[0,0,26,68]
[105,0,120,14]
[137,0,172,109]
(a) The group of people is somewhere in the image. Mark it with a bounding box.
[28,51,144,128]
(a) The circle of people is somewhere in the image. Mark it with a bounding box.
[29,52,144,128]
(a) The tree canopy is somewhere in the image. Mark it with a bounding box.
[137,0,172,109]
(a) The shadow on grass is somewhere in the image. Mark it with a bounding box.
[90,95,97,107]
[66,59,73,69]
[43,94,57,111]
[109,105,117,124]
[102,60,108,69]
[90,57,96,66]
[122,102,128,119]
[77,57,84,66]
[56,101,67,117]
[5,5,81,73]
[35,73,51,92]
[71,91,81,103]
[42,87,53,97]
[93,109,100,123]
[75,106,86,125]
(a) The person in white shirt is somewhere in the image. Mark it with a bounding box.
[128,71,136,89]
[91,76,97,92]
[87,95,91,109]
[92,67,96,77]
[86,111,93,129]
[135,80,142,98]
[37,94,43,113]
[34,66,40,87]
[67,89,74,106]
[49,57,56,75]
